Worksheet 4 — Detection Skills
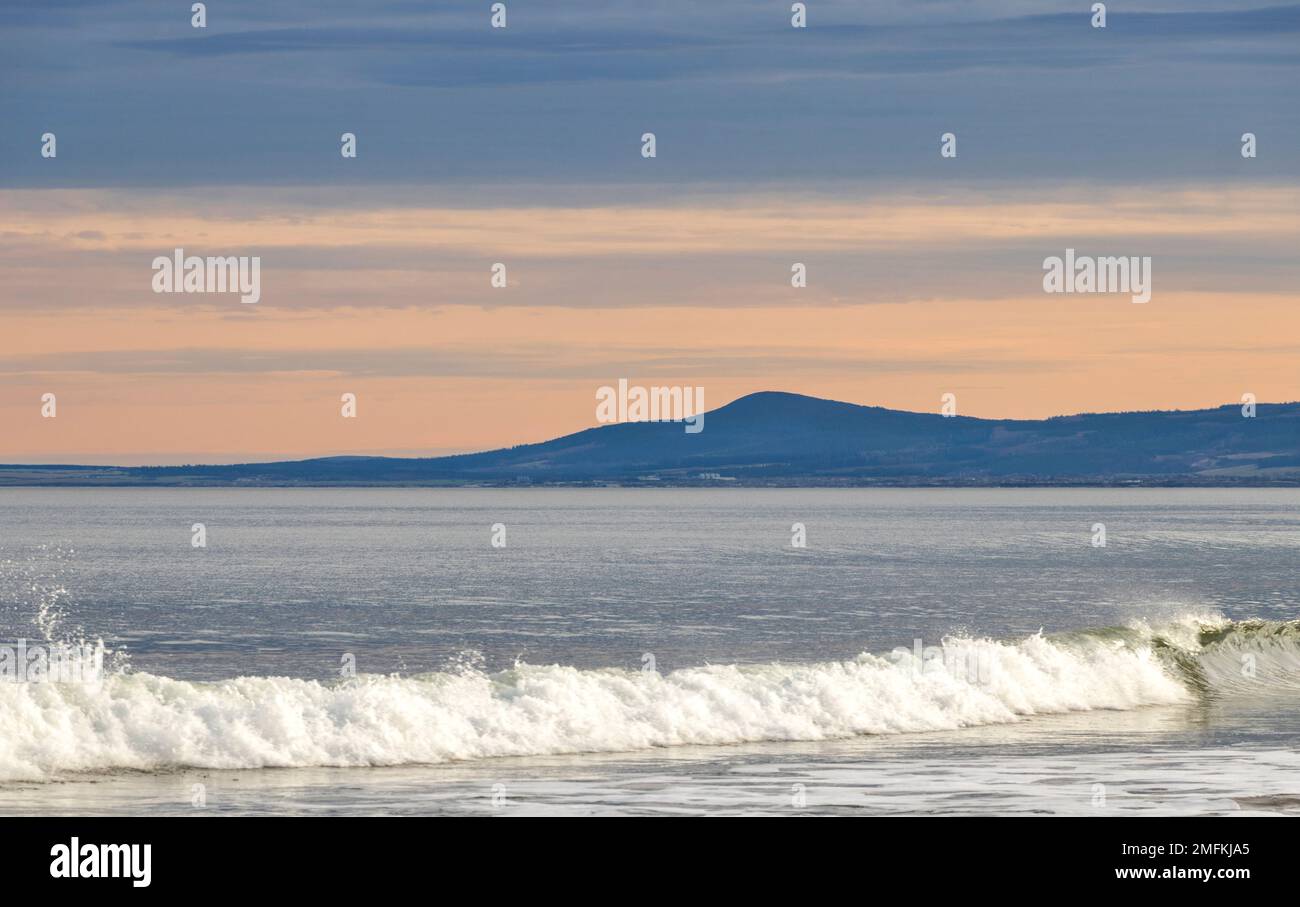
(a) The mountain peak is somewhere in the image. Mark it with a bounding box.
[3,393,1298,486]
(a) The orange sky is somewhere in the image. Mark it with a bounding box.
[3,185,1298,464]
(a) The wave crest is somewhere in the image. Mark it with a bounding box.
[1,615,1295,781]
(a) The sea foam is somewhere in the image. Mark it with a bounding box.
[1,615,1291,781]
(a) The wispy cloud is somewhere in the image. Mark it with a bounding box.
[4,2,1297,188]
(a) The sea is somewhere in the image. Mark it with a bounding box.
[1,487,1298,816]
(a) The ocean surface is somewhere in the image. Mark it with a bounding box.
[1,487,1298,816]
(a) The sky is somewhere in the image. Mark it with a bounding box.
[1,0,1298,464]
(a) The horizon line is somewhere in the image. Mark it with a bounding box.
[5,390,1294,471]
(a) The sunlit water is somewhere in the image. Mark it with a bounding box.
[1,488,1297,815]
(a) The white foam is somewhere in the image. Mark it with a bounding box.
[0,629,1192,781]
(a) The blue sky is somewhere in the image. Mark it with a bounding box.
[3,0,1298,194]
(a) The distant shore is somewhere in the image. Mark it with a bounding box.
[1,471,1297,489]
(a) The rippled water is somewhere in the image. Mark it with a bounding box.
[1,488,1297,815]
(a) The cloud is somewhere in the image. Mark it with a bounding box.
[0,344,1062,380]
[8,185,1300,252]
[1,184,1297,313]
[3,2,1297,188]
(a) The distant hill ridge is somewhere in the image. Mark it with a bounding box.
[3,391,1298,486]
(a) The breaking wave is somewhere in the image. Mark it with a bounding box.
[2,615,1296,781]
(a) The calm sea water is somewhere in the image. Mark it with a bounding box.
[1,488,1298,815]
